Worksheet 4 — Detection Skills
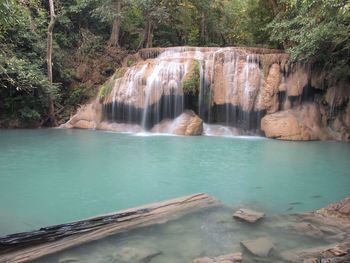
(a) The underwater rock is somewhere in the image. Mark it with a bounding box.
[280,242,350,263]
[278,222,324,239]
[317,196,350,222]
[58,257,80,263]
[240,237,274,257]
[191,252,242,263]
[110,247,162,263]
[232,208,264,223]
[96,121,142,133]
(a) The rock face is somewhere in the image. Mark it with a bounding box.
[191,252,242,263]
[261,103,331,140]
[151,110,203,135]
[63,46,350,140]
[62,102,101,129]
[232,208,264,223]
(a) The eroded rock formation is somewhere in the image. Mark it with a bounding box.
[64,46,350,140]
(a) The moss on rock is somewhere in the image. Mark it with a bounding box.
[183,59,200,95]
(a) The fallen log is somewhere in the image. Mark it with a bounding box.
[0,193,219,263]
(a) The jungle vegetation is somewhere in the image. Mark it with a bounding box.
[0,0,349,126]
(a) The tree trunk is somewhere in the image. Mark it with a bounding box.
[146,23,153,48]
[108,0,121,47]
[137,19,150,50]
[200,10,205,46]
[47,0,57,126]
[269,0,279,15]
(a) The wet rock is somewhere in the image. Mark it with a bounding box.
[152,110,203,135]
[280,242,350,263]
[191,252,242,263]
[177,236,205,260]
[58,258,80,263]
[232,208,264,223]
[240,237,274,257]
[261,103,331,140]
[110,247,162,263]
[96,121,142,133]
[61,102,101,130]
[317,196,350,222]
[259,63,281,114]
[282,222,324,238]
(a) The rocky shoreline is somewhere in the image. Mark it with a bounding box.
[1,195,349,263]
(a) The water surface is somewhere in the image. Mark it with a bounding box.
[0,129,349,236]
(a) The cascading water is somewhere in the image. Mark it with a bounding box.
[102,47,267,134]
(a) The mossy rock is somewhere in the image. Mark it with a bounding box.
[183,59,200,95]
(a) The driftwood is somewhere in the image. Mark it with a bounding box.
[0,193,218,263]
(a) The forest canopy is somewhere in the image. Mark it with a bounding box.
[0,0,349,127]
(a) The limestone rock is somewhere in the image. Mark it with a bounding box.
[61,102,101,130]
[240,237,274,257]
[96,121,142,133]
[280,242,350,263]
[317,197,350,222]
[152,110,203,135]
[279,222,323,238]
[233,208,264,223]
[191,252,242,263]
[110,247,161,263]
[258,63,281,113]
[285,64,309,97]
[261,103,331,140]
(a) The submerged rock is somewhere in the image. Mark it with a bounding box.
[280,242,350,263]
[278,222,324,239]
[317,196,350,222]
[240,237,274,257]
[191,252,242,263]
[58,258,80,263]
[109,247,162,263]
[232,208,264,223]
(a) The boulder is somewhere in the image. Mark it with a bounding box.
[191,252,242,263]
[240,237,274,257]
[61,102,101,130]
[261,103,331,140]
[152,110,203,135]
[233,208,264,223]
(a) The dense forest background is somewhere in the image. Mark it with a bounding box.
[0,0,349,127]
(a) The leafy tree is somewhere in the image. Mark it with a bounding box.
[268,0,350,80]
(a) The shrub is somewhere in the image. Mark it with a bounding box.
[183,59,200,95]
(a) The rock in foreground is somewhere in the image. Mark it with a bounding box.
[240,237,274,257]
[191,252,242,263]
[233,208,264,223]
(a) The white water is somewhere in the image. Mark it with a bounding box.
[104,47,265,133]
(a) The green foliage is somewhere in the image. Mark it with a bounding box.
[99,80,114,101]
[127,59,133,67]
[183,59,200,95]
[267,0,350,80]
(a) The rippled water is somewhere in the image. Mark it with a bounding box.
[0,129,349,236]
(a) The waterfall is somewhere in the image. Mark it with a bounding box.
[103,47,267,134]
